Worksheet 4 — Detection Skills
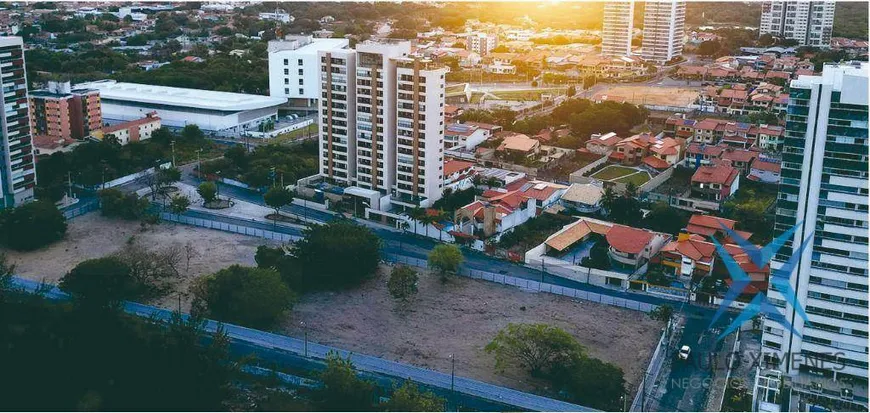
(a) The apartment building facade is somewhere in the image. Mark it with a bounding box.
[0,36,35,209]
[601,1,635,57]
[394,58,447,207]
[318,47,356,186]
[759,1,835,48]
[641,0,686,65]
[466,32,498,56]
[29,80,102,141]
[268,35,350,107]
[318,41,447,208]
[754,63,868,412]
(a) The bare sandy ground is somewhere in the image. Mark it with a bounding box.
[281,265,663,396]
[596,84,700,107]
[2,213,279,311]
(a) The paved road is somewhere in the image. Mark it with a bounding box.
[10,277,591,412]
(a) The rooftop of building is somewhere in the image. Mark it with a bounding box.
[73,80,287,112]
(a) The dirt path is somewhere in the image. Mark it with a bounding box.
[281,264,663,396]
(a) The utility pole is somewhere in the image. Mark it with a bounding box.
[449,354,456,411]
[170,140,176,166]
[67,171,73,199]
[196,148,202,177]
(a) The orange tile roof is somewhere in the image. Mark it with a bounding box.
[606,225,655,255]
[692,163,739,185]
[443,159,475,176]
[642,155,671,170]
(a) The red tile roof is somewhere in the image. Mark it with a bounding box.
[662,234,716,262]
[721,148,758,163]
[443,159,475,176]
[606,225,655,255]
[642,155,671,170]
[751,158,781,173]
[692,163,739,185]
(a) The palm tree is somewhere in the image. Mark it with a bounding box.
[434,209,451,242]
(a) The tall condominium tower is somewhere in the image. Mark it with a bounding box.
[601,1,635,57]
[759,1,835,48]
[641,0,686,65]
[393,57,447,207]
[268,35,350,107]
[354,41,410,196]
[0,36,36,209]
[317,41,446,209]
[318,46,356,186]
[753,62,868,412]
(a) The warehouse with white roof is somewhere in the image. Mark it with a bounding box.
[74,80,287,135]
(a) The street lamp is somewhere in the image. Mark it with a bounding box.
[449,353,456,410]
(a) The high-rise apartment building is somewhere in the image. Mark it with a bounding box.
[394,57,447,207]
[29,80,102,141]
[759,1,835,48]
[754,62,868,412]
[318,46,356,186]
[641,0,686,65]
[0,36,36,209]
[601,1,635,57]
[317,40,446,209]
[466,32,498,56]
[269,35,350,107]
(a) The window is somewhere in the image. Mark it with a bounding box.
[284,88,289,94]
[283,59,288,65]
[299,88,304,95]
[284,68,289,75]
[298,69,303,75]
[299,79,304,85]
[284,78,289,85]
[297,59,303,66]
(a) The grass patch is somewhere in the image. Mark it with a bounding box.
[590,165,638,181]
[270,124,318,146]
[445,83,467,95]
[615,172,651,186]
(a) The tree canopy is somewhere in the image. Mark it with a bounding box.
[0,200,67,251]
[191,265,296,329]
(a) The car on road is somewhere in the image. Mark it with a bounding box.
[678,345,691,360]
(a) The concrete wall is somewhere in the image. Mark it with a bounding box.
[569,155,609,183]
[639,165,675,193]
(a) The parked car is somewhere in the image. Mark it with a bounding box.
[678,345,691,360]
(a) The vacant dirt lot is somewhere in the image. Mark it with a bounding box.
[281,265,663,396]
[2,213,278,311]
[596,85,700,107]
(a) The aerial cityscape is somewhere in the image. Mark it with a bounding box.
[0,1,868,412]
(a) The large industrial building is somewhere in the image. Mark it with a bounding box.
[640,0,686,65]
[753,62,868,412]
[759,1,835,48]
[317,40,447,209]
[73,80,286,136]
[268,35,350,107]
[0,36,36,209]
[601,1,635,57]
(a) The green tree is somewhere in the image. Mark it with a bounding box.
[696,40,721,56]
[59,257,135,308]
[550,355,626,411]
[0,200,67,251]
[263,186,292,222]
[156,167,181,196]
[313,352,377,411]
[198,181,218,204]
[289,221,381,290]
[99,188,149,220]
[427,244,463,281]
[484,323,586,377]
[381,381,445,411]
[169,194,191,217]
[566,85,576,97]
[0,253,15,295]
[181,124,205,140]
[191,265,296,329]
[649,304,674,322]
[387,265,418,302]
[641,202,690,235]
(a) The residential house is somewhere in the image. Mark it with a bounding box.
[444,105,463,123]
[559,182,604,213]
[515,180,569,211]
[443,159,476,191]
[684,160,740,212]
[605,225,672,272]
[454,189,536,239]
[93,112,161,145]
[496,132,540,158]
[643,136,682,171]
[755,124,785,151]
[684,214,753,243]
[747,157,782,184]
[585,132,621,155]
[659,233,716,280]
[683,143,724,168]
[693,118,727,144]
[720,147,759,175]
[717,88,749,114]
[445,122,489,150]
